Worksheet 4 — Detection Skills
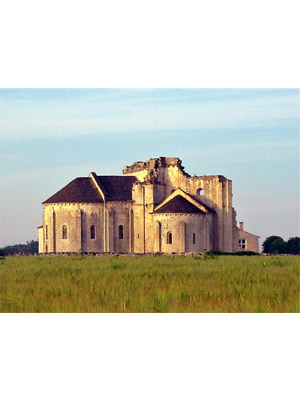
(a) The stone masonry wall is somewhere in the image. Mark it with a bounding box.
[40,157,240,254]
[126,158,238,252]
[42,202,133,253]
[153,213,211,253]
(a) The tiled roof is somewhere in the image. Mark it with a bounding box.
[153,195,205,214]
[43,177,103,204]
[188,194,215,212]
[43,175,138,204]
[95,176,138,201]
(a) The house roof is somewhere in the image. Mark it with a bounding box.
[153,188,215,214]
[43,174,138,204]
[188,193,215,210]
[239,229,260,238]
[43,178,103,204]
[153,195,206,214]
[94,176,138,201]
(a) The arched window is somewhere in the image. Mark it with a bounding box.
[62,225,67,239]
[193,233,196,244]
[167,231,173,244]
[197,188,204,196]
[119,225,124,239]
[91,225,96,239]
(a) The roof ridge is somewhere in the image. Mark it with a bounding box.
[89,173,107,199]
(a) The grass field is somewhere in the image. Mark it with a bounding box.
[0,254,299,313]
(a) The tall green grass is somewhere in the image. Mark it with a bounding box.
[0,255,299,312]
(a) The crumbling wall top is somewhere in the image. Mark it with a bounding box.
[123,157,191,179]
[122,161,147,174]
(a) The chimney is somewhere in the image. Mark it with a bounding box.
[239,222,244,231]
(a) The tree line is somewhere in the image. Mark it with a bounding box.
[262,236,300,255]
[0,240,38,255]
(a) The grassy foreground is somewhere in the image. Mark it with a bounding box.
[0,254,299,313]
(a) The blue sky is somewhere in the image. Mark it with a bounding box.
[0,88,299,248]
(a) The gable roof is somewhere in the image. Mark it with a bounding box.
[153,195,206,214]
[188,193,216,210]
[94,176,138,201]
[43,174,137,204]
[239,229,260,238]
[153,188,215,214]
[43,178,103,204]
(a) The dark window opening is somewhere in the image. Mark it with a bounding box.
[91,225,96,239]
[119,225,124,239]
[193,233,196,244]
[167,231,173,244]
[239,239,246,249]
[46,225,48,240]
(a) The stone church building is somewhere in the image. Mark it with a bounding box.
[38,157,258,254]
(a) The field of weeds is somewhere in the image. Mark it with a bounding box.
[0,254,299,312]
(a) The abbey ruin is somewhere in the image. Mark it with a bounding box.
[38,157,259,254]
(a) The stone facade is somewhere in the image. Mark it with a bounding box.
[38,157,250,254]
[238,222,260,253]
